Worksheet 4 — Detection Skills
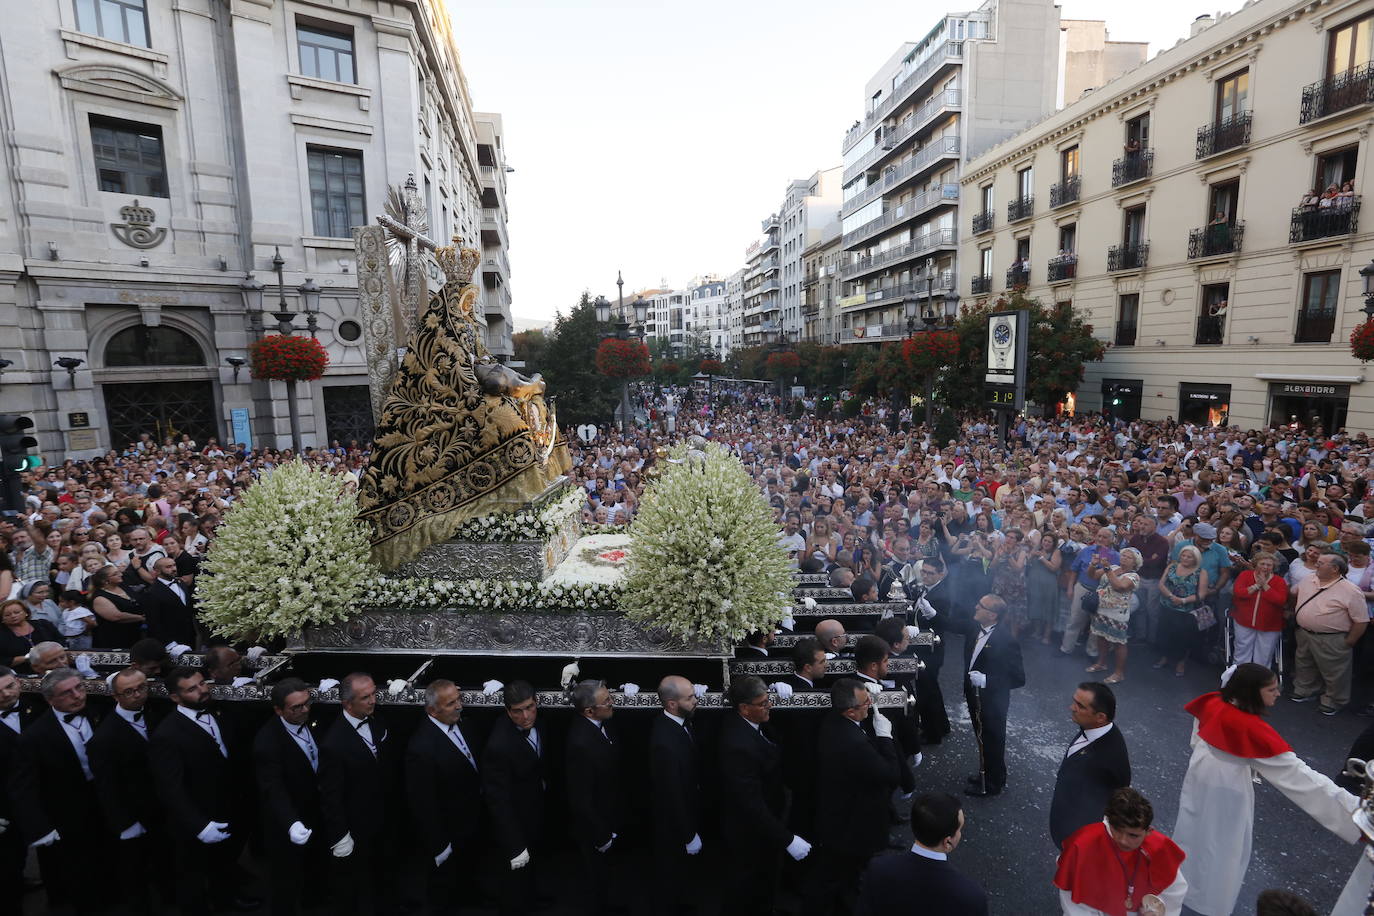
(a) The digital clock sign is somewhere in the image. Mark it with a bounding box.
[985,384,1017,408]
[983,309,1028,412]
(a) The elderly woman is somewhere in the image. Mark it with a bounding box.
[1155,545,1210,677]
[1230,554,1288,669]
[1086,547,1142,684]
[0,597,62,669]
[20,581,63,631]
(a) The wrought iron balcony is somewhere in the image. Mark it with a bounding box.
[1290,199,1361,243]
[972,210,994,234]
[971,275,991,295]
[1114,321,1137,347]
[1195,314,1225,345]
[1107,241,1149,272]
[1007,195,1034,222]
[1112,149,1153,187]
[1300,63,1374,124]
[1295,308,1336,343]
[1006,265,1030,288]
[1188,222,1244,258]
[1196,113,1252,158]
[1049,176,1080,208]
[1047,255,1077,282]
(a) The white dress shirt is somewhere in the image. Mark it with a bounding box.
[969,624,996,670]
[430,715,477,769]
[1066,722,1114,758]
[909,843,948,861]
[281,717,319,771]
[0,704,20,735]
[115,704,149,741]
[158,577,187,603]
[342,709,378,757]
[177,704,228,757]
[59,712,94,780]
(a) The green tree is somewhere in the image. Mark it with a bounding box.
[539,293,621,427]
[512,328,548,369]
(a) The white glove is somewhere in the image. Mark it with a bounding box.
[692,683,707,698]
[435,843,452,866]
[288,821,312,845]
[482,679,504,696]
[825,652,837,660]
[802,596,817,609]
[620,682,640,697]
[0,817,8,836]
[861,680,882,698]
[596,833,615,853]
[905,625,921,641]
[780,613,795,631]
[165,642,191,659]
[685,833,703,855]
[230,676,255,688]
[968,671,987,689]
[880,607,894,620]
[560,660,581,688]
[911,752,924,768]
[786,835,812,861]
[119,822,147,840]
[31,829,60,847]
[510,848,530,870]
[331,832,354,858]
[916,597,938,620]
[246,646,267,661]
[317,678,339,693]
[73,654,97,677]
[871,710,894,739]
[387,679,408,697]
[197,821,231,844]
[770,681,794,700]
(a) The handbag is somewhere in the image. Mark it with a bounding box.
[1192,603,1216,631]
[1081,589,1100,616]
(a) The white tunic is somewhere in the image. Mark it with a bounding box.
[1173,721,1360,916]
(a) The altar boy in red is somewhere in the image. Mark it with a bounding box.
[1054,787,1187,916]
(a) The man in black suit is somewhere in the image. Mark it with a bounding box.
[649,675,702,915]
[319,672,394,916]
[88,667,165,912]
[962,594,1025,797]
[7,666,109,914]
[254,677,323,916]
[150,665,258,915]
[772,637,827,837]
[805,678,902,916]
[1050,682,1131,849]
[482,680,548,916]
[856,793,988,916]
[141,555,198,649]
[717,675,811,916]
[734,629,774,658]
[856,630,920,792]
[780,636,828,691]
[406,678,482,916]
[565,679,626,915]
[814,618,849,659]
[0,665,41,897]
[912,557,952,744]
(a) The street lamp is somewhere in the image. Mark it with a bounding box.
[1360,259,1374,321]
[595,274,645,434]
[53,357,84,388]
[260,246,321,454]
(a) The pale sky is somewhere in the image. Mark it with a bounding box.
[447,0,1249,322]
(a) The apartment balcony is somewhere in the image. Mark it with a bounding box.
[1300,63,1374,124]
[838,323,907,342]
[841,89,963,184]
[480,208,508,249]
[1006,265,1030,288]
[1290,200,1361,243]
[759,234,780,253]
[841,137,961,216]
[1050,175,1080,208]
[972,210,994,235]
[1007,195,1034,222]
[748,255,780,278]
[483,248,511,282]
[1195,113,1252,158]
[971,275,992,295]
[1047,254,1077,283]
[1107,241,1149,272]
[847,273,955,310]
[842,40,964,152]
[1114,321,1138,347]
[1112,149,1153,187]
[1194,313,1225,345]
[762,213,780,232]
[803,271,819,287]
[839,227,958,281]
[1188,222,1245,259]
[841,184,959,249]
[1295,308,1336,343]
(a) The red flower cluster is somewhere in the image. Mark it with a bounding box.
[248,334,330,381]
[1351,320,1374,363]
[766,351,801,377]
[699,358,724,375]
[901,330,959,373]
[658,361,681,376]
[595,338,651,378]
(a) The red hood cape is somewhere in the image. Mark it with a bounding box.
[1185,691,1292,759]
[1054,822,1186,916]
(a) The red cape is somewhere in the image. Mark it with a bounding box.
[1184,692,1292,759]
[1054,822,1186,916]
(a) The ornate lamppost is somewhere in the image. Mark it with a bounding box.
[243,247,321,453]
[594,271,648,434]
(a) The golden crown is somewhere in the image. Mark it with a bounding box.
[435,235,481,286]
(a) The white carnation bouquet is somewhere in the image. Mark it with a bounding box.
[450,486,584,542]
[361,576,620,612]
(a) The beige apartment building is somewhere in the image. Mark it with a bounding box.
[802,219,844,344]
[960,0,1374,432]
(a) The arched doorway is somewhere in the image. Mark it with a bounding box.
[101,325,218,449]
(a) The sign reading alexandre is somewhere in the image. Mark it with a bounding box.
[1275,383,1350,398]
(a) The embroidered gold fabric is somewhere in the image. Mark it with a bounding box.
[357,239,570,571]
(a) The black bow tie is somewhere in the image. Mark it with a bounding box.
[0,707,17,718]
[62,713,83,724]
[195,710,211,721]
[979,627,992,637]
[355,717,372,729]
[131,711,144,722]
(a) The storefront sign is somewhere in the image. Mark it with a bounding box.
[1275,383,1350,398]
[230,407,252,448]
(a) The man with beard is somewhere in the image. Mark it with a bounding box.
[649,675,704,915]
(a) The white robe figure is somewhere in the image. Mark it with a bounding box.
[1173,692,1360,916]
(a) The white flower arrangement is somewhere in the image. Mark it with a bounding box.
[450,486,584,542]
[360,574,621,613]
[199,460,377,641]
[619,442,794,644]
[583,522,630,536]
[546,534,632,587]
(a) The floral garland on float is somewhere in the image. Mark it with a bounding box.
[450,486,585,542]
[360,575,620,613]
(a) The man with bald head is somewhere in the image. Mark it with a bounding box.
[142,554,197,649]
[815,619,849,660]
[650,675,703,914]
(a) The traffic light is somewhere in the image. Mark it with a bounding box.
[0,414,37,513]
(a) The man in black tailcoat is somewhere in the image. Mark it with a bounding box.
[254,677,324,916]
[649,675,703,915]
[1049,682,1131,849]
[911,557,953,744]
[0,665,41,897]
[961,595,1025,798]
[141,555,198,649]
[857,793,988,916]
[565,679,626,915]
[482,679,549,916]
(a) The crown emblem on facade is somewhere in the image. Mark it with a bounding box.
[110,198,167,250]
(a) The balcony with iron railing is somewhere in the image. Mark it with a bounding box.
[1047,254,1077,283]
[1295,307,1336,343]
[841,136,962,216]
[1195,313,1225,345]
[1107,241,1149,272]
[1006,264,1030,288]
[1188,222,1244,259]
[971,275,992,295]
[844,276,952,310]
[1196,112,1252,158]
[1290,199,1361,243]
[1050,175,1080,208]
[1007,195,1034,222]
[1114,321,1138,347]
[842,40,964,152]
[841,183,959,248]
[972,210,994,235]
[1300,63,1374,124]
[759,234,780,252]
[1112,149,1153,187]
[842,89,963,183]
[839,323,908,342]
[840,227,958,280]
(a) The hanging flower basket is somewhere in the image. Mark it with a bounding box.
[699,358,724,375]
[765,351,801,378]
[248,334,330,381]
[595,338,651,378]
[1352,319,1374,362]
[902,329,960,374]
